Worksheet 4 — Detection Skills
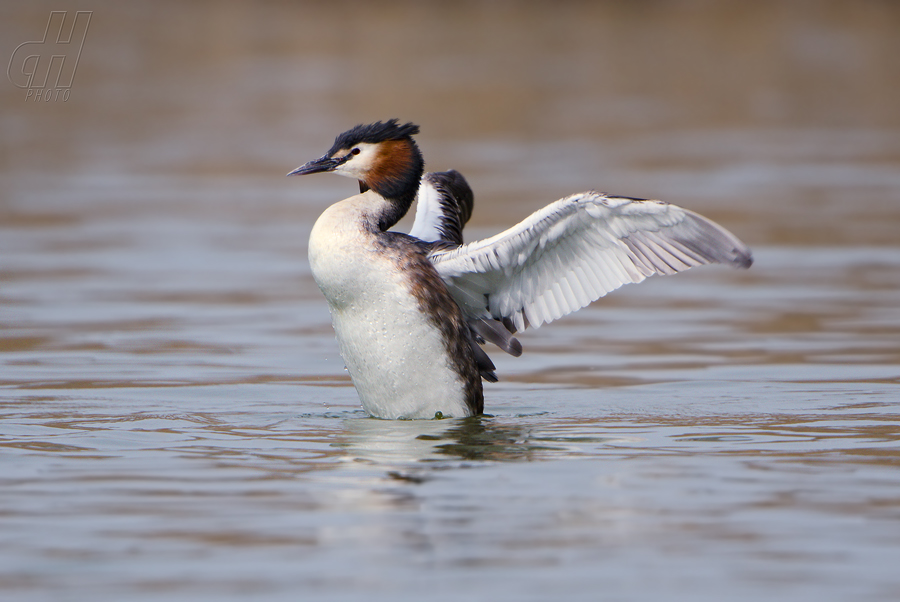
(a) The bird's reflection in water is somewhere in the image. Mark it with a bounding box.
[422,416,563,462]
[336,412,568,468]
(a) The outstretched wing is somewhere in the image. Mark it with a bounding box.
[408,170,474,245]
[429,192,752,334]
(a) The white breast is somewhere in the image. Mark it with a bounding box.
[308,192,470,419]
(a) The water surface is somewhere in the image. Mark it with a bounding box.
[2,2,900,601]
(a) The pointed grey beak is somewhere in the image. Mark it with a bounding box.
[287,154,347,177]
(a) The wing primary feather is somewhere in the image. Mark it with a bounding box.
[468,334,498,382]
[470,318,523,356]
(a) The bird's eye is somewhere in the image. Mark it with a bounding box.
[350,148,361,156]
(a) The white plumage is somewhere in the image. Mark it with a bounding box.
[308,191,471,419]
[408,176,447,243]
[426,192,752,333]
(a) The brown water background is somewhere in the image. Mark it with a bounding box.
[2,2,899,600]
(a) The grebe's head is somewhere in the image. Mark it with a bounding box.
[288,119,424,202]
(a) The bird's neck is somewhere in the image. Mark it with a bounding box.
[362,140,424,231]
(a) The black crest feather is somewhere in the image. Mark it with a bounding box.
[328,119,420,156]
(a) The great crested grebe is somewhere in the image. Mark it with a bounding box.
[289,120,752,419]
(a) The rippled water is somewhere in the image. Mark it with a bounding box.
[2,2,900,601]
